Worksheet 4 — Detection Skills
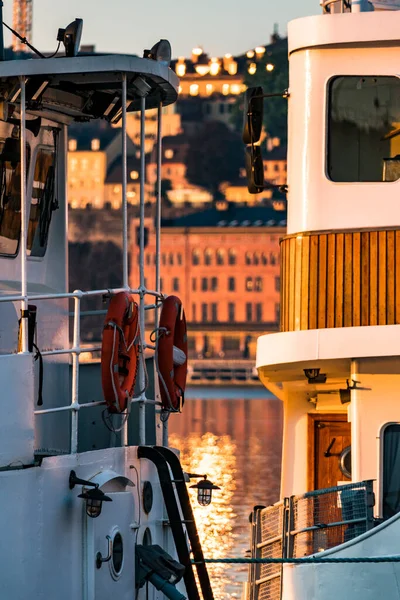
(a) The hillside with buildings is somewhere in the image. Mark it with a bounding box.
[67,31,288,380]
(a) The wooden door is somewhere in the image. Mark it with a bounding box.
[309,414,351,491]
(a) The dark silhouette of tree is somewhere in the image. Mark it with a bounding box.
[185,121,243,195]
[155,178,173,207]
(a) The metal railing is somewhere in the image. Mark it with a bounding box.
[247,481,375,600]
[249,501,287,600]
[290,480,375,557]
[0,73,167,453]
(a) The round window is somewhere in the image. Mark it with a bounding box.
[339,445,352,479]
[111,532,123,578]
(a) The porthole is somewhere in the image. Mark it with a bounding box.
[110,532,124,579]
[142,527,152,546]
[339,445,352,479]
[143,481,153,514]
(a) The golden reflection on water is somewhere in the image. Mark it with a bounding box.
[169,394,282,600]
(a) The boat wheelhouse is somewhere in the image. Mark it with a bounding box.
[0,16,215,600]
[246,4,400,600]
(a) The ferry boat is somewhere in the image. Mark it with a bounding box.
[0,11,217,600]
[244,0,400,599]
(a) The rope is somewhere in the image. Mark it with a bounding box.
[191,556,400,564]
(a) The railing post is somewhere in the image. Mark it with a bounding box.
[138,94,146,445]
[121,73,129,290]
[70,293,81,453]
[19,76,28,354]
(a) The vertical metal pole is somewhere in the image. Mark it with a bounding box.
[122,74,129,290]
[71,294,81,453]
[20,77,28,353]
[155,101,163,313]
[138,94,146,445]
[350,358,360,482]
[121,74,130,447]
[155,102,169,447]
[0,2,5,62]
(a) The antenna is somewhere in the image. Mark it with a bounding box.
[0,1,4,61]
[12,0,32,53]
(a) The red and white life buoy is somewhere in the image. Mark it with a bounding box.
[101,292,140,413]
[156,295,188,411]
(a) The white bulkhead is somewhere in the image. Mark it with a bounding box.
[287,11,400,233]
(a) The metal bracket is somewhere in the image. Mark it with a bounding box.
[96,535,112,569]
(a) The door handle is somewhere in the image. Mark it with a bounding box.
[96,535,112,569]
[324,437,336,457]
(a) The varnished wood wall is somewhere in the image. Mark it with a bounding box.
[281,229,400,331]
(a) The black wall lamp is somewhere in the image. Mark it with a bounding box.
[188,473,220,506]
[69,470,112,518]
[304,368,327,384]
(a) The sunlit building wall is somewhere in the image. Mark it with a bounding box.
[130,209,285,359]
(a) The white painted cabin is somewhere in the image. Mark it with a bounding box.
[250,5,400,600]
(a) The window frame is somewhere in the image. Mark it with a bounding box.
[326,74,400,184]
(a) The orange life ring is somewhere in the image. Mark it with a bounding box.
[101,292,140,413]
[156,295,187,411]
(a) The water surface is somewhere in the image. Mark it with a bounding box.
[168,387,283,599]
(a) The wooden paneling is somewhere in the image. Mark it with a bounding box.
[280,228,400,332]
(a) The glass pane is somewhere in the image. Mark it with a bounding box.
[328,76,400,182]
[0,141,30,256]
[27,149,55,257]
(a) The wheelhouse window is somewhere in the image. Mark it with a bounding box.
[27,148,57,257]
[328,76,400,182]
[0,139,30,256]
[383,424,400,519]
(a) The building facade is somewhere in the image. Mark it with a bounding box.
[130,205,285,361]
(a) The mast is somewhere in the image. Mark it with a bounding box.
[12,0,32,53]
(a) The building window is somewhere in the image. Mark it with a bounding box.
[255,303,262,322]
[204,248,213,265]
[130,170,139,180]
[255,277,263,292]
[245,252,252,265]
[228,302,235,322]
[192,249,200,265]
[206,84,213,95]
[192,278,197,291]
[161,253,166,266]
[160,277,163,291]
[253,252,260,266]
[201,278,208,291]
[169,252,174,265]
[146,254,151,265]
[261,252,268,265]
[246,303,253,322]
[190,84,199,96]
[165,149,174,159]
[328,76,400,182]
[219,103,225,114]
[275,302,280,324]
[173,278,179,292]
[228,277,235,291]
[91,138,100,151]
[275,276,280,292]
[68,139,77,151]
[202,303,208,322]
[228,249,236,265]
[246,277,253,291]
[274,164,279,172]
[177,253,182,265]
[216,248,224,265]
[211,303,218,322]
[211,277,218,291]
[192,304,197,322]
[270,252,277,265]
